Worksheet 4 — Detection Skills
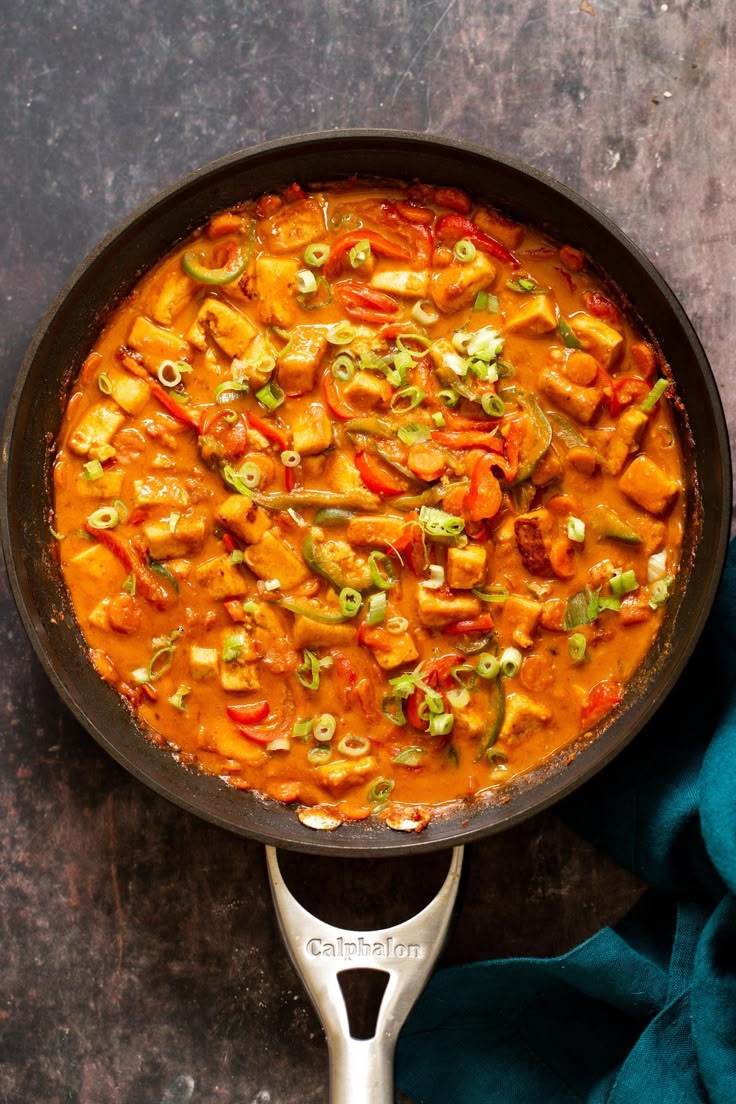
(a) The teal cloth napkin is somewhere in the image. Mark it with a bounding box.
[397,539,736,1104]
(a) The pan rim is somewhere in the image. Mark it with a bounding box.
[2,127,731,857]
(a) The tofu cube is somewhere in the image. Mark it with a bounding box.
[370,269,430,298]
[189,646,219,680]
[430,253,496,313]
[216,495,273,544]
[605,408,649,476]
[446,546,487,589]
[539,368,603,425]
[187,297,257,358]
[501,594,542,650]
[619,455,680,515]
[292,402,333,456]
[68,403,126,457]
[342,370,392,410]
[144,515,208,559]
[326,452,368,494]
[66,542,119,583]
[568,313,624,369]
[127,316,190,370]
[473,208,525,249]
[276,326,328,395]
[232,334,277,388]
[219,655,261,692]
[195,554,248,599]
[416,589,481,627]
[244,530,311,589]
[316,756,377,792]
[346,515,406,548]
[293,617,357,649]
[504,294,557,336]
[150,269,197,325]
[132,476,189,508]
[501,692,551,745]
[108,372,151,415]
[88,599,111,630]
[262,199,325,254]
[74,468,125,499]
[255,255,299,328]
[363,628,419,670]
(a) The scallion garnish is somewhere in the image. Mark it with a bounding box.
[641,378,668,413]
[391,386,425,413]
[564,587,597,630]
[215,380,249,404]
[338,734,371,758]
[82,460,104,482]
[367,777,395,804]
[348,239,372,268]
[97,373,113,395]
[338,587,362,618]
[308,745,332,765]
[397,422,431,445]
[303,243,329,267]
[150,561,179,592]
[454,239,476,263]
[255,381,285,411]
[499,647,522,678]
[648,551,668,583]
[472,587,509,604]
[476,653,500,680]
[228,550,244,564]
[295,269,318,295]
[506,277,544,293]
[649,578,672,609]
[431,411,446,427]
[437,389,460,408]
[327,320,357,345]
[392,747,426,766]
[429,712,454,736]
[296,649,321,690]
[292,718,314,741]
[567,516,586,543]
[418,505,465,538]
[168,684,191,711]
[481,394,506,417]
[122,574,136,596]
[221,634,243,663]
[298,274,333,311]
[157,359,191,388]
[87,505,120,529]
[222,464,254,497]
[421,564,445,590]
[239,461,262,490]
[558,318,582,349]
[366,592,387,625]
[568,633,588,664]
[411,299,439,326]
[487,294,500,313]
[280,450,301,468]
[610,569,639,598]
[368,551,397,590]
[473,291,488,312]
[381,694,407,726]
[332,353,355,380]
[313,713,337,742]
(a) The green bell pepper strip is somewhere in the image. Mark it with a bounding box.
[252,487,379,511]
[302,532,373,593]
[344,417,394,438]
[500,386,552,485]
[591,505,642,544]
[278,598,350,624]
[313,508,355,527]
[182,221,255,285]
[475,677,506,761]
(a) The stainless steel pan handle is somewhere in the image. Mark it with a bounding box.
[266,845,464,1104]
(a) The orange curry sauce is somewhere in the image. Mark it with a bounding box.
[53,181,685,833]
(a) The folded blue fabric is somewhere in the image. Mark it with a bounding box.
[397,539,736,1103]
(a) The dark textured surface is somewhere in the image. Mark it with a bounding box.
[1,2,733,1102]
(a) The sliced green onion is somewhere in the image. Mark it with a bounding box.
[221,635,244,663]
[239,461,262,489]
[296,269,318,295]
[564,587,597,630]
[392,746,426,767]
[168,684,191,711]
[182,244,248,285]
[150,561,179,592]
[304,243,329,267]
[431,411,446,428]
[599,595,621,612]
[647,551,667,583]
[388,673,417,700]
[421,564,445,590]
[446,687,470,709]
[429,712,454,736]
[481,394,506,417]
[424,689,445,715]
[454,239,476,263]
[147,644,176,683]
[437,389,460,408]
[473,291,488,312]
[298,274,333,311]
[122,573,136,596]
[366,591,387,625]
[507,277,544,293]
[487,748,508,766]
[338,587,362,618]
[368,551,397,590]
[97,373,113,395]
[82,460,104,482]
[222,411,238,424]
[393,349,415,377]
[280,450,301,467]
[367,777,395,804]
[308,745,332,765]
[641,378,668,412]
[466,326,504,362]
[293,718,314,741]
[327,321,358,345]
[222,464,254,497]
[228,550,244,564]
[610,569,639,598]
[381,694,406,726]
[411,299,439,326]
[649,577,672,609]
[391,386,425,413]
[338,734,371,758]
[472,587,509,604]
[567,516,586,543]
[215,380,249,403]
[568,633,588,664]
[418,504,465,538]
[487,294,500,314]
[499,647,522,678]
[87,505,120,530]
[397,422,431,445]
[558,318,583,349]
[157,359,191,388]
[167,512,180,533]
[477,653,500,680]
[451,664,477,690]
[332,353,355,381]
[313,713,337,742]
[386,615,409,634]
[348,239,372,268]
[396,333,432,357]
[296,649,321,690]
[255,381,285,411]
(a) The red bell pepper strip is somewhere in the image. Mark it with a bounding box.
[322,372,354,420]
[85,524,172,610]
[434,214,517,267]
[612,377,650,407]
[582,291,620,323]
[443,415,504,432]
[379,204,434,266]
[149,380,203,431]
[393,200,434,224]
[282,182,308,203]
[245,411,291,451]
[325,230,411,279]
[222,532,238,554]
[434,187,473,214]
[227,701,271,726]
[407,688,429,732]
[466,454,503,521]
[224,599,246,623]
[354,450,407,496]
[431,430,505,451]
[446,613,495,636]
[334,280,400,324]
[498,419,523,483]
[596,366,621,417]
[581,680,622,729]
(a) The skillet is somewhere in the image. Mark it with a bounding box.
[1,130,730,1100]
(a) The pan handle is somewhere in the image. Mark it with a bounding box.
[266,845,464,1104]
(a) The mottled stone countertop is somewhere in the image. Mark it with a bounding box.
[1,2,733,1101]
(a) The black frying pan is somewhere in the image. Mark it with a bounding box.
[1,130,730,859]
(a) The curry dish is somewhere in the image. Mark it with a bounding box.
[53,180,685,832]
